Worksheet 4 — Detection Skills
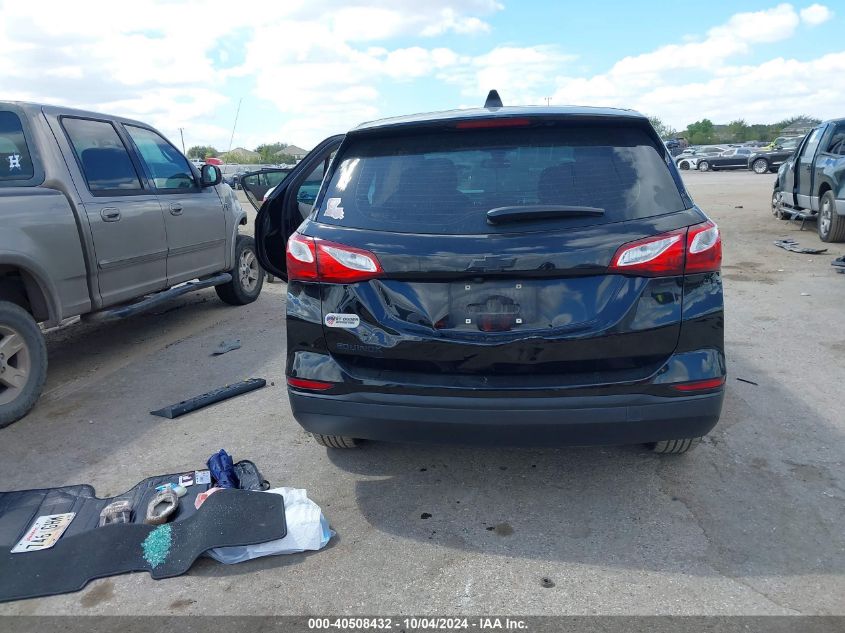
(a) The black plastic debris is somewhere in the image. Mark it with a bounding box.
[736,377,759,386]
[150,378,266,419]
[832,255,845,274]
[774,239,827,255]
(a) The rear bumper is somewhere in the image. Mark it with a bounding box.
[289,389,724,447]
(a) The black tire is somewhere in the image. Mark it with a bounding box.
[698,161,710,172]
[0,301,47,428]
[651,437,701,454]
[311,433,360,449]
[751,158,769,174]
[818,190,845,243]
[678,160,690,171]
[215,235,264,306]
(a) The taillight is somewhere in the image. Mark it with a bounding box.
[286,234,383,283]
[286,233,318,281]
[609,220,721,277]
[609,228,686,276]
[685,220,722,273]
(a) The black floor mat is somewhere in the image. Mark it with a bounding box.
[0,477,286,603]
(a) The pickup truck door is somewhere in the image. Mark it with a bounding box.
[123,125,227,286]
[251,135,344,279]
[795,126,826,211]
[58,116,169,307]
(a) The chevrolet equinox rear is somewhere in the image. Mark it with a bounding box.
[254,98,725,453]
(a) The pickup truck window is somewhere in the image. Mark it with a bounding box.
[0,111,34,181]
[825,125,845,155]
[62,117,142,192]
[125,125,196,191]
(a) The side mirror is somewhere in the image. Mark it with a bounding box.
[200,164,222,187]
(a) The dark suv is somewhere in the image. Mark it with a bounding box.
[252,96,725,453]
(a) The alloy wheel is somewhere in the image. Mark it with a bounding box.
[0,325,31,406]
[239,248,260,292]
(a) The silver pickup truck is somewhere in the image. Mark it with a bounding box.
[0,102,265,427]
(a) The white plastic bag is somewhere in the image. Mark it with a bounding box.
[207,487,334,564]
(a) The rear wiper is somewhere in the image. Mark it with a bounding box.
[486,205,605,224]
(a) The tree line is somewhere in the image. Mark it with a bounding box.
[186,142,299,165]
[649,116,821,145]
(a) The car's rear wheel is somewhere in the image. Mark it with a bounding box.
[216,235,265,305]
[752,158,769,174]
[311,433,360,449]
[0,302,48,429]
[818,190,845,242]
[651,437,701,454]
[697,161,710,172]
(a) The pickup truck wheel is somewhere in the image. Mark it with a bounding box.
[772,191,792,220]
[752,158,770,174]
[697,160,710,172]
[651,437,701,454]
[0,302,47,428]
[216,235,265,305]
[818,191,845,242]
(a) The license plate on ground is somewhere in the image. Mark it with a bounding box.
[11,513,75,553]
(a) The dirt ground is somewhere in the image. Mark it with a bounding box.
[0,171,843,615]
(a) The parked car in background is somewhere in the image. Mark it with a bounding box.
[696,147,753,172]
[0,102,264,427]
[772,118,845,241]
[250,95,725,454]
[748,136,803,174]
[675,146,727,170]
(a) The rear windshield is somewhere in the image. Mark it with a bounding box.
[0,111,35,182]
[315,123,687,234]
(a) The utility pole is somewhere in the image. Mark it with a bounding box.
[544,97,552,106]
[226,98,243,166]
[178,128,186,155]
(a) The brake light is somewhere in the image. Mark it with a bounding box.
[609,220,721,277]
[456,118,531,129]
[609,228,686,276]
[286,234,383,283]
[670,377,726,392]
[685,220,722,273]
[286,233,318,281]
[287,377,334,391]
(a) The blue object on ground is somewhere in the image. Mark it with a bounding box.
[207,449,238,489]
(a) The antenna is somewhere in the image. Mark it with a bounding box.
[225,97,243,166]
[484,90,503,109]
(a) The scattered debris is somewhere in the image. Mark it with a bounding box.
[736,377,759,386]
[420,512,432,520]
[150,378,267,419]
[540,577,555,589]
[832,255,845,274]
[801,292,811,296]
[773,239,827,255]
[212,339,241,355]
[734,205,743,209]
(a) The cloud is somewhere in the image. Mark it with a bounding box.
[800,3,834,25]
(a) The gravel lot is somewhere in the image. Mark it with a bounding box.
[0,171,842,616]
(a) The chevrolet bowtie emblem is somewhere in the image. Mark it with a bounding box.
[466,256,517,272]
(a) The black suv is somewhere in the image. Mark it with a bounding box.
[252,95,725,453]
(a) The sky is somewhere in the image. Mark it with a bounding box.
[0,1,841,152]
